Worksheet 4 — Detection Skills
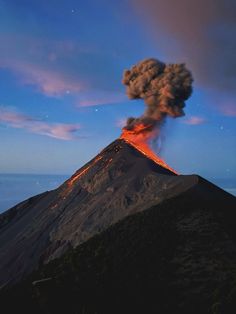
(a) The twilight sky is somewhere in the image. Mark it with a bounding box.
[0,0,235,184]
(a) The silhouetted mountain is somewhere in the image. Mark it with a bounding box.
[0,139,236,313]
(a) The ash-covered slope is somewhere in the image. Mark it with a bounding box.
[1,176,236,314]
[0,139,234,290]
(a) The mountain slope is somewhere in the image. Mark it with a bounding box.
[0,138,235,304]
[1,178,236,314]
[0,139,201,287]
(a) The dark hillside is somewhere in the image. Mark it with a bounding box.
[1,179,236,314]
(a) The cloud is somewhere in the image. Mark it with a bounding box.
[208,93,236,117]
[9,61,84,97]
[116,118,127,128]
[0,109,35,124]
[25,123,82,140]
[0,33,122,98]
[183,116,206,125]
[220,103,236,117]
[131,0,236,93]
[0,35,86,97]
[0,107,81,140]
[77,91,126,107]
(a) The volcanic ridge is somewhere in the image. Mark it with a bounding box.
[0,139,236,314]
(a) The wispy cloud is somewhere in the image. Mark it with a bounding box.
[10,61,84,97]
[77,91,126,107]
[115,118,127,128]
[183,116,206,125]
[0,34,121,98]
[0,107,81,140]
[220,103,236,117]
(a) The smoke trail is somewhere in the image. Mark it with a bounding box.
[122,58,193,131]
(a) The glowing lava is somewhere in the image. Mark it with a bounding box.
[68,155,103,186]
[120,124,177,174]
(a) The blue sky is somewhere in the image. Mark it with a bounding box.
[0,0,235,185]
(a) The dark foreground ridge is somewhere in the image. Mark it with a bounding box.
[0,139,236,313]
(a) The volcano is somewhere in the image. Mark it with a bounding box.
[1,139,236,314]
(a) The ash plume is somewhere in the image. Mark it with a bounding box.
[132,0,236,94]
[122,58,193,131]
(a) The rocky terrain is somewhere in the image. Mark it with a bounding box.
[0,139,236,313]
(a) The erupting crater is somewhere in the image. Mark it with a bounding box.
[120,124,177,174]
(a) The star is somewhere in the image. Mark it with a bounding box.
[220,125,224,130]
[71,9,75,13]
[95,108,99,112]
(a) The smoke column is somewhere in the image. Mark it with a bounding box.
[122,58,193,133]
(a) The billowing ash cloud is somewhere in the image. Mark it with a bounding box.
[122,58,193,130]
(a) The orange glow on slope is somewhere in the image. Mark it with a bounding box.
[68,155,103,186]
[104,158,113,169]
[120,124,177,174]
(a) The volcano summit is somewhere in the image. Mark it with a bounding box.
[0,139,236,314]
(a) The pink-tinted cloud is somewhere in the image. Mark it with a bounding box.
[183,116,206,125]
[77,91,126,107]
[26,122,81,140]
[0,33,120,98]
[220,103,236,117]
[4,61,84,97]
[0,109,34,124]
[0,107,81,140]
[0,35,84,96]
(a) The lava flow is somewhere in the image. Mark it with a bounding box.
[120,124,177,174]
[68,155,103,187]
